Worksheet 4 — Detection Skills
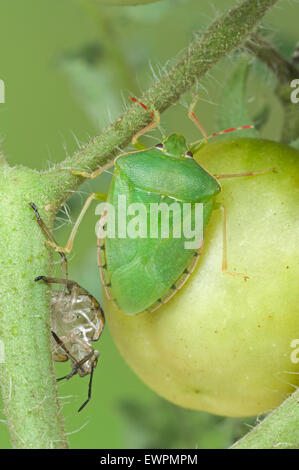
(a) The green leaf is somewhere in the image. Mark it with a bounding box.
[217,57,258,137]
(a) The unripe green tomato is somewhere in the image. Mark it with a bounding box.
[105,138,299,417]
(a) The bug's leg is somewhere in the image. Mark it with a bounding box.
[56,348,97,412]
[36,276,61,284]
[215,169,276,279]
[215,168,277,180]
[58,191,107,254]
[29,202,69,278]
[78,362,96,413]
[60,192,100,254]
[188,94,209,141]
[56,368,78,382]
[131,109,160,148]
[130,97,160,149]
[32,192,105,257]
[35,275,78,290]
[71,160,115,180]
[64,350,95,382]
[189,122,255,155]
[218,204,249,281]
[51,331,85,376]
[53,330,96,380]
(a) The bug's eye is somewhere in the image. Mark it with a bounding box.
[185,151,193,158]
[155,143,164,149]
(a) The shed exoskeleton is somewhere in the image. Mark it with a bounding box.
[30,203,105,412]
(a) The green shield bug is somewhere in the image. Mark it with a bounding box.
[29,203,105,412]
[41,97,274,316]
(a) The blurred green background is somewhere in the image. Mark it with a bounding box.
[0,0,298,449]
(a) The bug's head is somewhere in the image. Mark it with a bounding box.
[161,133,189,158]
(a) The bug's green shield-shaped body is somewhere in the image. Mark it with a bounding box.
[103,134,221,315]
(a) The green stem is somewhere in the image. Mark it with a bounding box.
[231,388,299,449]
[0,167,68,448]
[0,0,280,449]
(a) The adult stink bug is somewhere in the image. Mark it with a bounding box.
[29,203,105,412]
[42,98,273,316]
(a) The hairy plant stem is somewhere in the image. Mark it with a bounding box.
[0,0,281,449]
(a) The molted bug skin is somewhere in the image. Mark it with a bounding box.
[35,276,105,411]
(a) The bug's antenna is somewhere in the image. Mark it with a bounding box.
[188,96,209,139]
[188,94,255,149]
[207,125,255,140]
